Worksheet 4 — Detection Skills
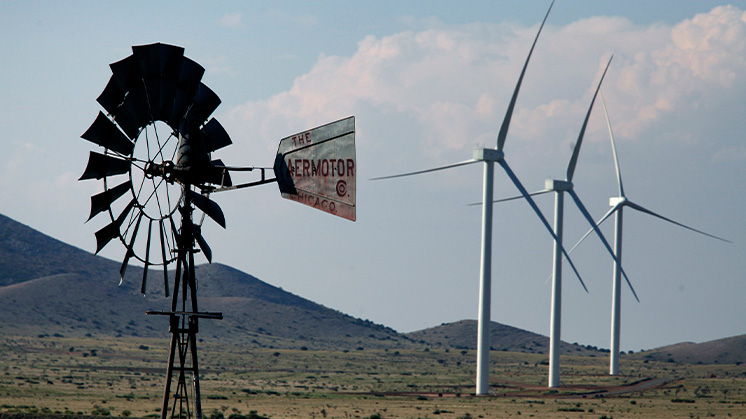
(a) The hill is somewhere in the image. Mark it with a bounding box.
[1,213,743,364]
[405,319,603,356]
[628,335,746,365]
[0,214,114,286]
[0,214,404,350]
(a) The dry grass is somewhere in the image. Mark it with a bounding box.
[2,334,745,418]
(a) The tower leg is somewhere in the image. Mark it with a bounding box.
[610,208,624,376]
[149,196,220,419]
[161,315,178,419]
[548,191,564,388]
[189,316,203,419]
[476,160,494,396]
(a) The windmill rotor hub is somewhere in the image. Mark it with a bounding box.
[129,121,183,221]
[610,197,627,206]
[143,160,174,180]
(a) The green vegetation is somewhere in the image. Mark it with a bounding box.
[1,334,745,418]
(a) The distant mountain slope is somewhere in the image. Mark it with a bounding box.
[0,213,405,350]
[628,335,746,365]
[0,214,116,286]
[406,319,607,356]
[2,213,744,363]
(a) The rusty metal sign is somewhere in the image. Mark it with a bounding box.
[273,116,356,221]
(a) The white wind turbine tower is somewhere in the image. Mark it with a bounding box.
[488,56,637,388]
[373,1,587,395]
[571,94,731,376]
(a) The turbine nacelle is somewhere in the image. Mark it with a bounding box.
[473,148,504,162]
[610,197,627,207]
[545,179,573,191]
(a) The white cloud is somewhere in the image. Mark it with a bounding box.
[712,144,746,163]
[204,54,236,78]
[219,13,242,28]
[225,5,746,170]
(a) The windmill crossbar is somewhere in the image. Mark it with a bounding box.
[146,310,224,320]
[204,167,278,193]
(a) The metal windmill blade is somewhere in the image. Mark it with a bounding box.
[78,42,233,295]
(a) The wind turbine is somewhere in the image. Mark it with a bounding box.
[488,56,637,388]
[372,1,587,395]
[570,94,731,376]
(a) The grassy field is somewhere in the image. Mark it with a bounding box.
[2,334,745,418]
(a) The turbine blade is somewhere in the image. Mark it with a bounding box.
[96,76,127,118]
[167,57,205,127]
[194,224,213,263]
[81,112,135,156]
[79,152,131,180]
[189,190,226,228]
[600,93,625,197]
[94,198,135,254]
[109,54,138,91]
[119,212,143,285]
[371,159,479,181]
[626,274,640,303]
[626,200,731,243]
[566,203,621,256]
[132,43,185,121]
[496,0,554,152]
[568,189,638,300]
[132,43,184,79]
[201,118,233,152]
[114,85,150,139]
[159,220,170,298]
[177,57,205,92]
[189,83,221,124]
[498,159,588,293]
[141,219,153,294]
[105,53,150,138]
[88,180,132,221]
[566,56,613,182]
[468,188,552,206]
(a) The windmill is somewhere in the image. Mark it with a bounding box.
[569,94,730,376]
[373,1,586,395]
[487,56,637,387]
[78,42,355,419]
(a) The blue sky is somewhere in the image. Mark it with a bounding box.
[1,1,744,352]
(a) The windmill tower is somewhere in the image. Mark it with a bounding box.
[78,43,355,419]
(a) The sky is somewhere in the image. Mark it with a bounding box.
[1,1,744,353]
